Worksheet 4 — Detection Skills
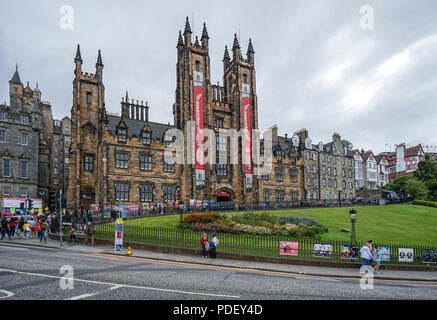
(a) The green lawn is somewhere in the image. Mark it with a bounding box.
[120,205,437,247]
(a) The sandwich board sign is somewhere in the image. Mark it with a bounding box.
[115,218,123,253]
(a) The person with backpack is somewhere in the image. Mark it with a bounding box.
[360,241,374,268]
[201,233,209,258]
[84,222,95,245]
[209,234,219,259]
[39,220,48,243]
[22,221,31,240]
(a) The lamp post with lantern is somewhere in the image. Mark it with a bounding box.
[349,208,357,244]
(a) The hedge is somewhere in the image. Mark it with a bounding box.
[413,200,437,208]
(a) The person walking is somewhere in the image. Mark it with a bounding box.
[8,218,17,239]
[201,233,209,258]
[39,220,48,243]
[360,242,374,268]
[1,217,8,240]
[372,244,382,274]
[29,219,36,239]
[209,234,219,259]
[84,222,95,245]
[22,221,31,240]
[69,226,77,244]
[17,217,24,239]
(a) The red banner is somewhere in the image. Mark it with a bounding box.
[194,85,205,171]
[242,96,252,175]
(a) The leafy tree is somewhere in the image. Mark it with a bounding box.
[405,177,428,200]
[415,154,437,181]
[425,179,437,201]
[387,176,411,195]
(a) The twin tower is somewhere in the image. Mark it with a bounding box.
[174,17,260,203]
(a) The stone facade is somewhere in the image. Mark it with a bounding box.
[0,67,41,200]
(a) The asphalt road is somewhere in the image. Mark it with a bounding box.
[0,243,436,300]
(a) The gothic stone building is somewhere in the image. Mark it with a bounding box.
[67,18,311,211]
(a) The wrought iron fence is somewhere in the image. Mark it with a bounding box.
[94,223,435,266]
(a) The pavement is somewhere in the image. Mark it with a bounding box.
[1,235,436,282]
[1,239,437,300]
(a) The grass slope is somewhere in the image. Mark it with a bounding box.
[122,205,437,247]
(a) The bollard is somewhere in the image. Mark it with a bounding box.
[127,246,132,256]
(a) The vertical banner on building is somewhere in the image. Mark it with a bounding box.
[193,70,205,187]
[242,83,253,190]
[114,218,123,253]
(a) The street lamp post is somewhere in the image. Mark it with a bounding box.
[349,208,357,244]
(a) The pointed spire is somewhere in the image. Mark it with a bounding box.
[75,44,82,61]
[96,49,103,66]
[194,35,200,47]
[10,64,22,85]
[177,30,184,46]
[184,16,191,34]
[232,33,240,49]
[223,45,230,61]
[201,23,209,39]
[247,38,255,54]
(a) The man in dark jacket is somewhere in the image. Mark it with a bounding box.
[1,217,9,240]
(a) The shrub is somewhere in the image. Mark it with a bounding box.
[277,215,320,226]
[413,200,437,208]
[234,223,272,235]
[231,212,277,227]
[184,223,241,234]
[183,212,220,225]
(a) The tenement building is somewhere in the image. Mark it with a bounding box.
[0,67,42,200]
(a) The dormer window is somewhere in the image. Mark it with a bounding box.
[276,151,282,161]
[142,131,151,145]
[291,135,299,147]
[21,115,29,124]
[118,129,127,143]
[164,135,173,147]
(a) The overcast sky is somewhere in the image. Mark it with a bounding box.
[1,0,436,154]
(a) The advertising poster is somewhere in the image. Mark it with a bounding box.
[90,204,100,213]
[75,224,86,235]
[422,249,436,264]
[193,70,205,187]
[398,248,414,263]
[341,245,359,259]
[313,243,333,258]
[380,247,391,262]
[103,205,111,218]
[2,197,42,209]
[280,241,298,256]
[115,218,123,253]
[241,83,253,190]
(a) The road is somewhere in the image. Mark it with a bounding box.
[0,242,436,300]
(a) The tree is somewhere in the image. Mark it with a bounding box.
[341,140,353,152]
[425,179,437,201]
[415,154,437,181]
[387,176,411,195]
[405,177,428,200]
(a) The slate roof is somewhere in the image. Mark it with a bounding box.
[10,69,22,85]
[106,115,171,140]
[405,145,422,157]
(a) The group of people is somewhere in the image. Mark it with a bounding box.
[200,233,219,259]
[360,240,383,274]
[1,215,52,243]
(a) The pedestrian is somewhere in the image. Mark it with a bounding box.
[69,226,77,244]
[372,244,382,274]
[84,222,95,245]
[1,217,8,240]
[8,218,17,239]
[17,217,24,239]
[29,218,36,239]
[359,241,374,268]
[39,220,48,243]
[22,221,31,240]
[368,240,374,251]
[209,233,219,259]
[201,233,209,258]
